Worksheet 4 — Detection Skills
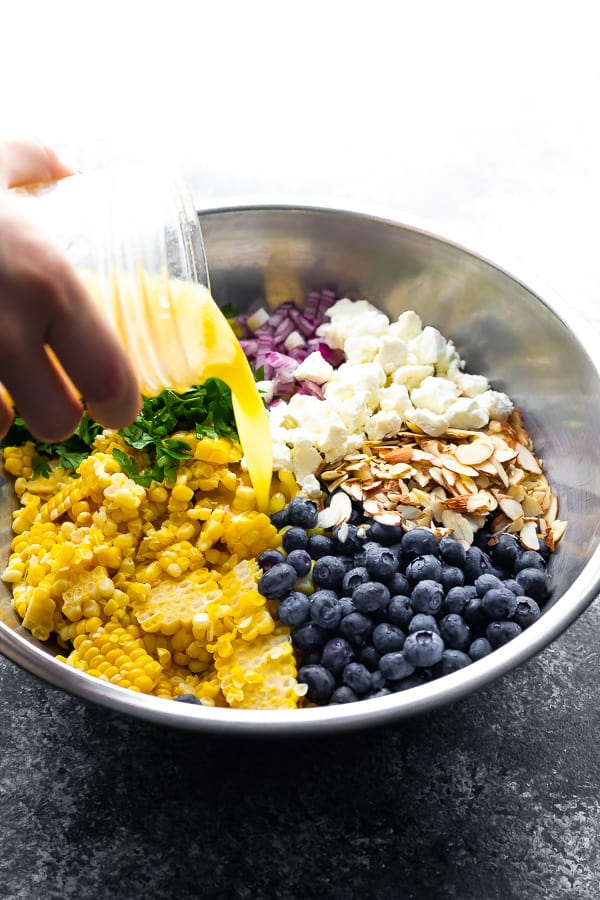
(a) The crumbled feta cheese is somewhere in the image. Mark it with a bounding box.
[337,393,375,433]
[322,380,355,404]
[410,376,459,415]
[317,298,388,349]
[293,351,335,385]
[299,474,322,498]
[377,383,414,416]
[271,441,292,470]
[291,442,323,482]
[406,408,450,437]
[343,334,380,365]
[285,393,329,430]
[445,397,490,430]
[408,326,448,365]
[479,389,513,420]
[452,370,490,398]
[319,421,350,458]
[389,310,423,341]
[392,364,435,389]
[365,410,404,441]
[434,339,462,375]
[375,335,409,374]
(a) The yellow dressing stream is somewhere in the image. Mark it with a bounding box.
[123,274,273,513]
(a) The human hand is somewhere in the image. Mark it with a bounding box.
[0,139,141,443]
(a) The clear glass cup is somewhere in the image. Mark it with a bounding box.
[10,163,211,396]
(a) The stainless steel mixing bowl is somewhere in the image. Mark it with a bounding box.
[2,201,600,735]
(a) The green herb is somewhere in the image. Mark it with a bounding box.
[1,412,103,475]
[2,372,267,486]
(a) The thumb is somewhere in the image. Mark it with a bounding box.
[0,139,76,189]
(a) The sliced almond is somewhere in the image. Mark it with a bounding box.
[498,496,524,521]
[516,444,542,474]
[317,490,353,528]
[454,439,494,466]
[519,520,540,550]
[441,510,474,544]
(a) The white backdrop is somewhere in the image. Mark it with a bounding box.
[1,0,599,323]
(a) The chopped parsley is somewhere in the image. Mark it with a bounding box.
[1,378,248,486]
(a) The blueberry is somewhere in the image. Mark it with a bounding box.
[342,566,370,595]
[535,538,552,562]
[308,533,335,559]
[285,549,312,576]
[406,554,443,585]
[439,536,466,567]
[439,614,471,650]
[301,650,322,666]
[270,507,290,530]
[310,590,343,629]
[486,620,522,648]
[444,586,470,615]
[258,562,298,599]
[387,572,410,596]
[482,587,518,620]
[433,649,472,676]
[340,611,374,647]
[352,581,390,613]
[312,555,348,591]
[515,568,550,604]
[502,578,523,596]
[468,637,493,661]
[464,546,493,583]
[372,622,406,654]
[292,622,328,652]
[332,523,365,555]
[511,596,541,629]
[258,549,287,571]
[489,533,521,570]
[401,528,440,561]
[277,591,311,627]
[343,662,373,695]
[463,595,487,630]
[370,669,387,691]
[367,521,405,546]
[298,664,335,704]
[379,651,416,681]
[387,595,414,629]
[358,645,381,671]
[365,546,398,582]
[408,613,440,635]
[174,693,202,704]
[474,573,505,598]
[440,565,464,591]
[321,637,355,678]
[388,543,404,561]
[339,597,355,617]
[410,579,444,615]
[403,630,445,667]
[514,550,546,573]
[287,497,318,529]
[282,527,309,553]
[392,671,430,691]
[330,686,359,704]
